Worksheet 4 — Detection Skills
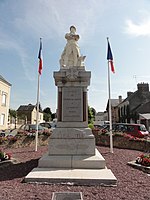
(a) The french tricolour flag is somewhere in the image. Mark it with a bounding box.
[38,38,42,75]
[107,39,115,73]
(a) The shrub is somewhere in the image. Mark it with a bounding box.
[0,149,11,161]
[88,123,94,129]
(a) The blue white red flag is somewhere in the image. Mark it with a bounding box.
[107,39,115,73]
[38,39,42,75]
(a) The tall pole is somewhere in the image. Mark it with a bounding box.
[35,73,40,151]
[108,57,113,154]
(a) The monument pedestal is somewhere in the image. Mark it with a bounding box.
[25,67,117,185]
[38,127,105,169]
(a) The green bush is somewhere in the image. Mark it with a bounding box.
[0,151,4,159]
[88,123,94,129]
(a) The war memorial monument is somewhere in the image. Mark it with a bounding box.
[25,26,117,185]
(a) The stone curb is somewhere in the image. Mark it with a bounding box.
[127,160,150,174]
[0,158,19,168]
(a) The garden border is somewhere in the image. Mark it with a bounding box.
[93,130,150,152]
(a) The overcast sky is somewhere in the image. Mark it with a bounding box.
[1,0,150,113]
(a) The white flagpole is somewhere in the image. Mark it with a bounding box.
[35,73,40,151]
[107,56,113,154]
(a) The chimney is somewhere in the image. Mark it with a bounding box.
[137,83,149,92]
[118,95,122,103]
[127,92,133,97]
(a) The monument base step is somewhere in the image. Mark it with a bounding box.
[38,149,105,169]
[48,128,95,155]
[24,168,117,186]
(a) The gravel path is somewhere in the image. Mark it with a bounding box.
[0,146,149,200]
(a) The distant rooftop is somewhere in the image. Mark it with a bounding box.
[17,104,43,112]
[0,75,11,86]
[96,112,104,116]
[17,104,35,112]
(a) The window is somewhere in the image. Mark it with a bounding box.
[127,125,134,132]
[2,92,7,106]
[0,114,5,125]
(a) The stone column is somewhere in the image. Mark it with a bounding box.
[57,87,62,122]
[54,67,91,128]
[83,88,87,122]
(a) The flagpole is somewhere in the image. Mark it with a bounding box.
[35,73,40,151]
[35,38,42,151]
[107,37,113,154]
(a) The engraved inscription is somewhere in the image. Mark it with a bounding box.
[62,87,83,121]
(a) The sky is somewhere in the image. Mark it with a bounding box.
[1,0,150,113]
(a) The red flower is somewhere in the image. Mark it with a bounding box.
[136,154,150,166]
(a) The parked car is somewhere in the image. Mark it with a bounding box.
[112,123,127,132]
[17,124,50,136]
[100,124,110,132]
[125,124,149,138]
[39,122,51,129]
[113,123,149,138]
[93,125,103,130]
[40,122,56,129]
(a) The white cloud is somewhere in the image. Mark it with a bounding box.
[12,0,105,41]
[0,33,35,81]
[124,11,150,37]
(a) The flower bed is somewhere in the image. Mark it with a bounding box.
[128,153,150,173]
[92,129,150,152]
[0,134,51,149]
[0,149,11,162]
[136,154,150,166]
[0,135,17,145]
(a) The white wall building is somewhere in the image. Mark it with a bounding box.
[0,75,11,130]
[17,104,43,125]
[94,112,108,125]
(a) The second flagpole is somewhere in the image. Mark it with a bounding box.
[107,61,113,153]
[35,72,40,151]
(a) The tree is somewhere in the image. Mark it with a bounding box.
[51,113,56,121]
[43,107,52,114]
[43,107,52,122]
[9,109,17,128]
[90,107,96,120]
[9,109,17,118]
[88,106,94,124]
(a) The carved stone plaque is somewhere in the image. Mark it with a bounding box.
[62,87,83,121]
